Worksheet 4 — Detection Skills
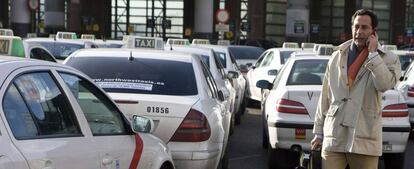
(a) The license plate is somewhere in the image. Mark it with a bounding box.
[295,128,306,139]
[382,144,392,151]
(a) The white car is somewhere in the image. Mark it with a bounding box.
[170,46,238,134]
[0,36,57,62]
[227,45,265,74]
[246,48,302,102]
[391,50,414,75]
[64,48,229,169]
[0,55,174,169]
[257,55,410,169]
[397,58,414,126]
[198,44,247,123]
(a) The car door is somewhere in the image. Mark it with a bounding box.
[0,125,28,169]
[58,72,140,169]
[1,68,99,169]
[251,51,275,100]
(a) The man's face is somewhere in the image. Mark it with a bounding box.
[352,15,374,48]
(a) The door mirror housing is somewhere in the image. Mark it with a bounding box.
[217,90,225,102]
[256,80,273,89]
[131,115,155,133]
[227,71,239,79]
[267,69,278,76]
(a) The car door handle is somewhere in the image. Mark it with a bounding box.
[102,157,113,166]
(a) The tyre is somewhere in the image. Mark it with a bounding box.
[230,114,235,135]
[383,153,404,169]
[262,127,269,149]
[235,112,241,125]
[268,148,300,169]
[218,145,229,169]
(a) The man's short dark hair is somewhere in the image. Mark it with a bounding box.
[351,9,378,29]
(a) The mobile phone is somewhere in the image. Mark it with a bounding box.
[366,30,377,46]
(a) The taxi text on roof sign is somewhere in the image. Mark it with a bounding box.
[123,36,164,50]
[56,32,77,40]
[0,39,10,54]
[0,29,14,36]
[192,39,210,45]
[167,38,190,46]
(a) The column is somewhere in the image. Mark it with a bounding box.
[194,0,214,38]
[44,0,65,33]
[11,0,31,37]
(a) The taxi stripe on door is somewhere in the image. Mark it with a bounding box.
[129,134,144,169]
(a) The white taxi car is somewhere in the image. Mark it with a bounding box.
[246,48,301,102]
[64,45,229,169]
[0,55,174,169]
[198,44,247,123]
[0,35,57,62]
[257,55,410,169]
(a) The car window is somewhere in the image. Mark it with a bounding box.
[37,42,83,59]
[59,73,129,136]
[255,51,267,67]
[66,57,198,96]
[399,54,414,71]
[228,47,264,60]
[3,72,81,140]
[199,55,210,68]
[286,60,328,85]
[200,60,219,98]
[214,51,227,68]
[30,47,56,62]
[280,51,296,64]
[212,52,226,79]
[259,52,274,67]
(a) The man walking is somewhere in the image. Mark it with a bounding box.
[311,9,401,169]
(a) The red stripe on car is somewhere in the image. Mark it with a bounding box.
[129,134,144,169]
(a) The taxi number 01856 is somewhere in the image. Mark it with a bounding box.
[147,106,169,114]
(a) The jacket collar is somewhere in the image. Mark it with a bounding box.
[338,39,386,54]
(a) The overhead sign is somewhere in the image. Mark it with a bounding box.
[215,24,229,32]
[28,0,40,11]
[216,9,230,23]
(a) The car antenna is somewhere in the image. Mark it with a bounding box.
[128,51,134,62]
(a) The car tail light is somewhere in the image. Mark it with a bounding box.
[382,103,409,117]
[276,99,308,115]
[170,109,211,142]
[407,86,414,97]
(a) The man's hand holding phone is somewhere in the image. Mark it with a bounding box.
[367,31,378,53]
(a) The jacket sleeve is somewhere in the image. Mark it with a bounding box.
[365,51,401,92]
[313,58,332,135]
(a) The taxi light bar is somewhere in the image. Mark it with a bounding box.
[276,99,308,115]
[192,39,210,45]
[81,34,96,40]
[170,109,211,142]
[123,36,164,50]
[0,29,14,36]
[217,40,230,46]
[382,103,409,117]
[166,38,190,46]
[56,31,77,40]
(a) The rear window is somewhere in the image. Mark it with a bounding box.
[399,54,414,71]
[286,60,328,85]
[66,57,198,95]
[228,47,264,60]
[214,51,227,68]
[280,51,296,64]
[37,42,83,59]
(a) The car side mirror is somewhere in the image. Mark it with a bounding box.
[218,90,225,102]
[256,80,273,89]
[131,115,154,133]
[227,71,239,79]
[399,76,404,82]
[246,63,253,67]
[267,69,278,76]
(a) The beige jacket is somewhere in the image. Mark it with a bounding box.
[313,40,401,156]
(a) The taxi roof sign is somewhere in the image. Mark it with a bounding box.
[282,42,299,48]
[217,40,230,46]
[81,34,96,40]
[124,36,164,50]
[56,31,77,40]
[192,39,210,45]
[0,29,13,36]
[49,34,56,39]
[166,38,190,46]
[0,36,25,57]
[27,33,37,38]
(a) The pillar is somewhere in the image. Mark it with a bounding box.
[11,0,31,37]
[44,0,65,33]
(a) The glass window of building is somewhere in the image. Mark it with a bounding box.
[265,0,287,44]
[363,0,391,43]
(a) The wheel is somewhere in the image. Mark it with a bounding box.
[218,145,229,169]
[262,123,269,149]
[268,148,300,169]
[383,153,405,169]
[160,162,174,169]
[235,112,241,125]
[229,114,235,135]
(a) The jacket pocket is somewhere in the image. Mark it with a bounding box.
[326,105,339,117]
[356,108,381,140]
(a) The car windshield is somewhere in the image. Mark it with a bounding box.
[280,51,296,64]
[228,46,264,60]
[286,59,328,85]
[399,54,414,71]
[65,57,198,95]
[37,42,83,59]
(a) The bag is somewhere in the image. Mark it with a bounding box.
[295,150,322,169]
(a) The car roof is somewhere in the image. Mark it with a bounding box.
[169,46,212,56]
[25,38,88,45]
[268,47,303,52]
[290,54,331,61]
[69,48,196,63]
